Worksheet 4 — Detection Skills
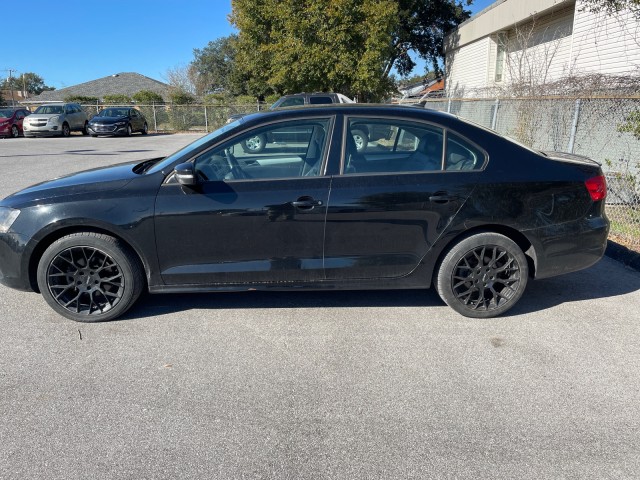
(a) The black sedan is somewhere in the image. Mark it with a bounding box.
[0,105,609,322]
[87,107,148,137]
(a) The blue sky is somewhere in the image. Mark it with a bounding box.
[2,0,495,90]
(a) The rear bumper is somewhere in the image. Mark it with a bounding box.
[526,215,609,279]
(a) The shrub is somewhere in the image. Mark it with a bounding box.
[132,90,164,104]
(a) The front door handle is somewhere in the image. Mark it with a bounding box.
[429,192,458,203]
[292,196,323,210]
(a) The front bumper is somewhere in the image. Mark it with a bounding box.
[0,231,35,291]
[23,123,62,136]
[88,124,128,136]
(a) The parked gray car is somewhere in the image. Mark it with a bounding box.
[23,103,89,137]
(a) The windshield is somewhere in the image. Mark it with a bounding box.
[34,105,63,115]
[98,108,129,117]
[146,119,243,174]
[0,110,12,118]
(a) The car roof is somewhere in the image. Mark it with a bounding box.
[238,103,459,124]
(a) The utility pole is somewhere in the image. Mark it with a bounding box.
[7,69,16,106]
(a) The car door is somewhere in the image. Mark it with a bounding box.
[154,117,333,286]
[323,116,484,280]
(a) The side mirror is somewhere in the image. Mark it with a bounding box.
[174,162,197,187]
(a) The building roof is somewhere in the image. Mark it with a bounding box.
[29,72,170,103]
[445,0,573,52]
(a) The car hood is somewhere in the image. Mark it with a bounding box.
[2,161,143,206]
[90,116,128,123]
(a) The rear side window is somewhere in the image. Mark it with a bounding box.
[309,96,334,105]
[344,117,444,174]
[445,132,486,171]
[277,97,305,108]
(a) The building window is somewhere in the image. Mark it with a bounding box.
[495,32,507,83]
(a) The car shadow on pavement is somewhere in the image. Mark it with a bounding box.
[119,259,640,321]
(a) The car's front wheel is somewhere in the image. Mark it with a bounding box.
[82,121,88,135]
[142,122,148,135]
[126,124,132,136]
[61,123,70,137]
[436,232,528,318]
[37,233,145,322]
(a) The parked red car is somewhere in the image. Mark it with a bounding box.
[0,108,31,138]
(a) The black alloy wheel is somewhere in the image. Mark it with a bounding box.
[436,233,528,318]
[37,233,144,322]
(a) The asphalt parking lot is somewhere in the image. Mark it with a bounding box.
[1,134,639,479]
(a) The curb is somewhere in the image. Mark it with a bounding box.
[606,240,640,272]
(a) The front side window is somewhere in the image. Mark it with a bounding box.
[344,117,444,174]
[275,97,305,108]
[193,118,331,181]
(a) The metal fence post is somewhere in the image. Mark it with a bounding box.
[204,105,209,132]
[567,98,581,153]
[447,98,452,113]
[153,103,158,133]
[491,98,500,131]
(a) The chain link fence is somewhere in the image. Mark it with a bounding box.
[420,96,640,251]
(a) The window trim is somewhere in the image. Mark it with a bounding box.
[341,114,489,176]
[164,114,336,185]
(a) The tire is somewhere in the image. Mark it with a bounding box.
[241,134,266,153]
[126,124,132,136]
[82,121,89,135]
[141,122,148,135]
[36,233,145,322]
[351,129,368,152]
[11,125,19,138]
[90,134,98,138]
[61,123,71,137]
[436,232,528,318]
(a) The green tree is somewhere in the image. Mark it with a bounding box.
[579,0,640,18]
[2,72,55,95]
[230,0,469,101]
[102,94,132,104]
[169,90,196,105]
[132,90,165,104]
[191,35,242,95]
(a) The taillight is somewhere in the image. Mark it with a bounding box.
[585,175,607,201]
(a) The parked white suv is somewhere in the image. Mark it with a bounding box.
[23,103,89,137]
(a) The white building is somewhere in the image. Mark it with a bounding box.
[444,0,640,97]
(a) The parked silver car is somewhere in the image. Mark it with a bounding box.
[23,103,89,137]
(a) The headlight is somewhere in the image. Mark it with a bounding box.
[0,207,20,233]
[48,115,60,124]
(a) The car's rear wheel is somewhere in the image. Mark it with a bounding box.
[37,233,145,322]
[241,134,266,153]
[142,122,148,135]
[61,123,70,137]
[351,129,368,152]
[82,121,88,135]
[436,232,528,318]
